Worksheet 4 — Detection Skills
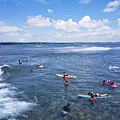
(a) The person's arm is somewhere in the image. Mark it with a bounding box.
[95,98,100,102]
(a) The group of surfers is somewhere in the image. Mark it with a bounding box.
[103,79,115,85]
[17,59,30,64]
[17,59,43,71]
[62,73,116,117]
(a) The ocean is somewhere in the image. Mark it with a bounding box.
[0,43,120,120]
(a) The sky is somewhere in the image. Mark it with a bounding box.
[0,0,120,43]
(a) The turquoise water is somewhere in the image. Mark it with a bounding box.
[0,44,120,120]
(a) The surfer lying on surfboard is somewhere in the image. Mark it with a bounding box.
[106,79,115,85]
[88,92,108,97]
[63,72,74,77]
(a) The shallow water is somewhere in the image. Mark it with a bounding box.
[0,43,120,120]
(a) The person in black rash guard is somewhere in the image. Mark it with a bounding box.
[62,103,71,117]
[63,72,68,76]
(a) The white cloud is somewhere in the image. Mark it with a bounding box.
[118,18,120,26]
[78,0,91,4]
[48,9,53,14]
[53,19,81,33]
[0,21,6,26]
[19,38,26,42]
[103,0,120,12]
[78,16,109,29]
[25,15,110,33]
[0,26,22,32]
[33,0,60,4]
[26,15,51,27]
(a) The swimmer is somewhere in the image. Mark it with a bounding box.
[38,64,43,68]
[26,59,30,62]
[62,103,71,117]
[22,59,30,62]
[102,80,105,85]
[87,95,99,103]
[31,69,33,72]
[64,80,70,87]
[4,71,7,75]
[38,64,43,66]
[17,60,22,64]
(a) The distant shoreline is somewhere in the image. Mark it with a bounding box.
[0,42,120,45]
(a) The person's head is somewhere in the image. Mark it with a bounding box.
[67,103,70,107]
[112,82,115,85]
[88,93,91,96]
[66,80,68,83]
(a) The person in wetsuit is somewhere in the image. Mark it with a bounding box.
[62,103,71,117]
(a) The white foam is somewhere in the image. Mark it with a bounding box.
[2,64,13,68]
[0,83,8,88]
[36,45,43,47]
[54,46,112,53]
[0,66,3,75]
[114,47,120,49]
[0,100,35,119]
[0,65,36,119]
[0,88,15,97]
[72,47,111,52]
[0,87,36,119]
[109,65,119,70]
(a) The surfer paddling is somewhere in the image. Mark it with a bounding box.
[88,92,108,97]
[63,72,74,77]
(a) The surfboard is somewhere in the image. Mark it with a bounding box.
[77,94,111,98]
[39,65,43,68]
[56,74,77,78]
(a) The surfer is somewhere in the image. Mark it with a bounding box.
[102,80,105,85]
[17,60,22,64]
[107,79,115,85]
[62,103,71,117]
[31,69,33,72]
[4,71,7,75]
[106,79,111,83]
[64,80,71,87]
[38,64,43,67]
[111,82,115,85]
[64,72,68,76]
[63,72,74,77]
[22,59,30,62]
[88,92,108,97]
[87,95,99,103]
